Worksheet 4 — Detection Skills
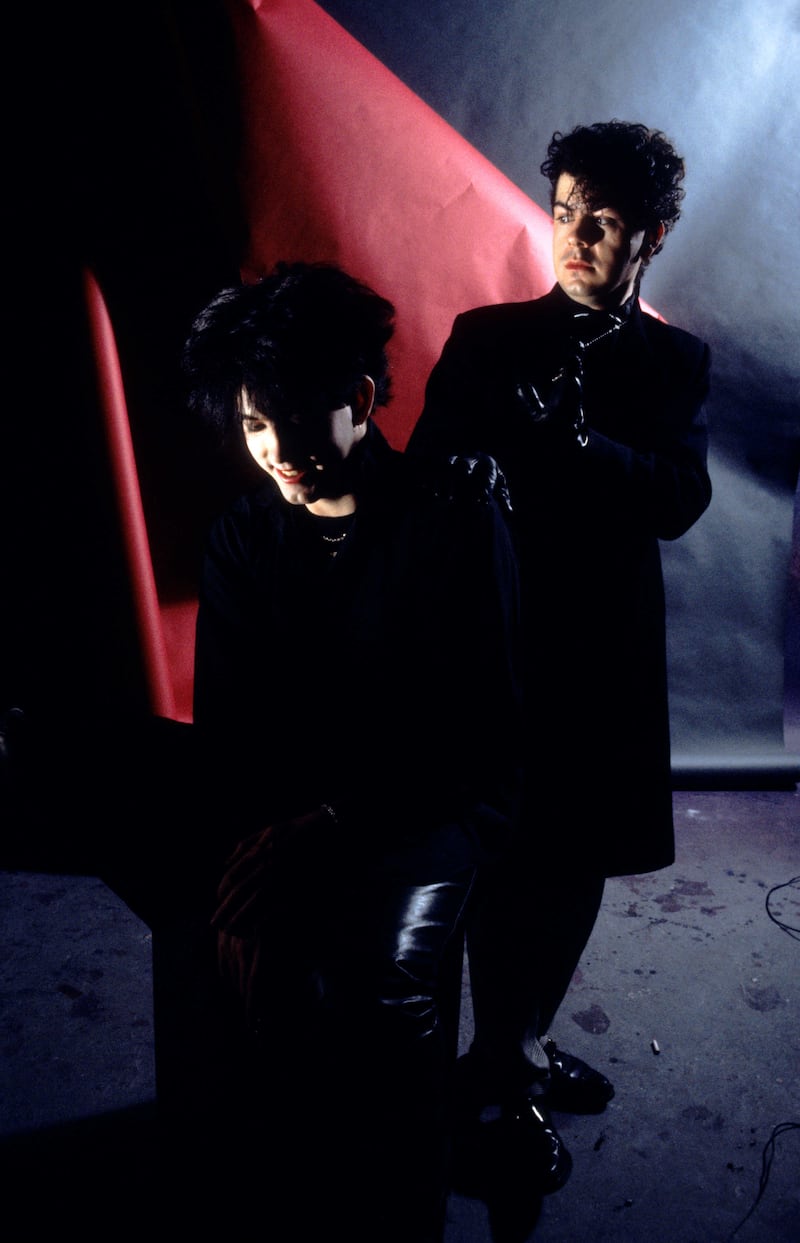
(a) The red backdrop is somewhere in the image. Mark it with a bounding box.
[105,0,662,722]
[227,0,557,449]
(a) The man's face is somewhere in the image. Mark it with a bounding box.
[239,386,368,510]
[551,173,650,310]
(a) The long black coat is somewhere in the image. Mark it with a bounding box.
[408,285,712,876]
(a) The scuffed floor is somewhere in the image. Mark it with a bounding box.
[1,786,798,1242]
[447,787,800,1243]
[0,873,155,1134]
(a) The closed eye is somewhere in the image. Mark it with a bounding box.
[242,416,268,433]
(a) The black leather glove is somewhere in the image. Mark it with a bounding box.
[439,453,513,513]
[515,345,584,434]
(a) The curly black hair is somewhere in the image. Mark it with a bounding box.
[182,261,395,435]
[541,121,686,257]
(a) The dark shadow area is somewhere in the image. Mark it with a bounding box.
[2,788,797,1241]
[450,1121,545,1242]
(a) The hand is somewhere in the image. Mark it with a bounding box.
[515,346,584,434]
[216,925,270,1030]
[211,807,330,937]
[443,453,513,513]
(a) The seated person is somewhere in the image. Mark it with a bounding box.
[180,260,524,1242]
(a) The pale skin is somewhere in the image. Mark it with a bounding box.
[239,374,376,516]
[551,173,665,310]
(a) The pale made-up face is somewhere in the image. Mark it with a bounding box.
[240,377,373,516]
[551,173,655,310]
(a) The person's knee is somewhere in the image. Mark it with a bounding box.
[374,954,440,1040]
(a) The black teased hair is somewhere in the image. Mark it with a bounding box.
[182,261,395,434]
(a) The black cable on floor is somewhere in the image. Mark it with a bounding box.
[726,877,800,1237]
[727,1121,800,1239]
[765,874,800,940]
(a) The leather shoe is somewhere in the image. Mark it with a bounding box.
[543,1038,614,1113]
[503,1094,572,1194]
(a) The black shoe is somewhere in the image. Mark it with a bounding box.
[503,1094,572,1194]
[543,1038,614,1113]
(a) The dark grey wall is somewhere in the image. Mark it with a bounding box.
[320,0,800,778]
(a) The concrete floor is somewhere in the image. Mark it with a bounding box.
[1,784,798,1241]
[448,786,800,1243]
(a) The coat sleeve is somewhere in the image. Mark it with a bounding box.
[576,335,713,541]
[410,309,712,544]
[193,501,264,732]
[407,312,492,461]
[425,496,524,837]
[329,493,525,855]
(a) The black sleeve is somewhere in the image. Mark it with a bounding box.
[193,503,259,731]
[410,312,712,544]
[330,492,524,852]
[407,313,491,461]
[574,338,712,541]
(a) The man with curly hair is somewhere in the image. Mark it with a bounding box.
[408,121,712,1191]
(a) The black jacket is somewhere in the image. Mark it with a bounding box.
[194,423,523,870]
[408,285,712,875]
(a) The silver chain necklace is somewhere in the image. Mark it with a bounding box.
[571,310,625,352]
[316,517,354,557]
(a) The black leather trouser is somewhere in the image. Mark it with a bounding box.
[213,850,476,1242]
